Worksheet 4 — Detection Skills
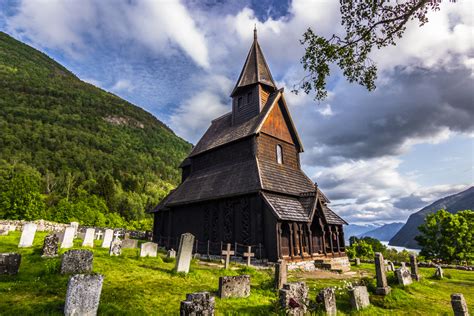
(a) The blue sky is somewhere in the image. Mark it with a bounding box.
[1,0,472,224]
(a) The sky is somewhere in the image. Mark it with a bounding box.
[1,0,473,225]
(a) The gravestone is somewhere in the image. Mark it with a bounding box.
[180,292,215,316]
[279,282,308,316]
[60,250,93,274]
[140,242,158,257]
[218,275,251,298]
[388,261,395,272]
[61,227,76,249]
[275,260,288,289]
[95,230,103,240]
[9,225,17,231]
[0,229,8,236]
[243,246,254,266]
[435,265,444,279]
[395,267,413,286]
[64,274,104,316]
[451,293,469,316]
[409,254,420,281]
[221,243,234,269]
[122,238,138,249]
[374,252,391,295]
[317,288,337,316]
[167,248,176,259]
[101,229,114,248]
[354,258,361,266]
[70,222,79,237]
[42,234,59,257]
[82,228,95,247]
[400,262,406,268]
[109,238,122,256]
[0,253,21,275]
[175,233,194,273]
[18,223,37,247]
[349,286,370,310]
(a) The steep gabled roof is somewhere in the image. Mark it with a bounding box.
[230,29,277,97]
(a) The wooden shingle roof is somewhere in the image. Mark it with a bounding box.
[262,192,311,222]
[321,204,348,225]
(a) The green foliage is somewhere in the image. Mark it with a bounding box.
[346,240,374,259]
[416,209,473,264]
[0,32,191,229]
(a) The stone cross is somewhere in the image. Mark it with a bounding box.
[243,246,254,266]
[95,230,103,240]
[113,231,121,239]
[221,243,234,269]
[451,293,469,316]
[409,254,420,281]
[374,252,391,295]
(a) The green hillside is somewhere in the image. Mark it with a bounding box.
[0,32,191,229]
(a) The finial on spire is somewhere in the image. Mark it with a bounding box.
[254,24,257,40]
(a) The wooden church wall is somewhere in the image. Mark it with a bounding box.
[260,101,294,144]
[257,133,300,169]
[232,85,260,125]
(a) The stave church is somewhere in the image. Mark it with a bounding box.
[151,29,348,264]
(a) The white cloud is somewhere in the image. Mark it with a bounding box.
[110,79,134,93]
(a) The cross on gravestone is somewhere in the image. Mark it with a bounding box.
[221,243,234,269]
[95,231,103,240]
[243,246,255,266]
[113,231,121,239]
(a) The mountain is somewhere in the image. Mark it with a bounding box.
[358,222,404,241]
[389,187,474,249]
[344,224,380,242]
[0,32,191,227]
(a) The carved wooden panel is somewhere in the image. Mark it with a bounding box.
[241,198,251,244]
[223,200,234,242]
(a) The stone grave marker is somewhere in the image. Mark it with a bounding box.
[95,230,103,240]
[175,233,194,273]
[101,229,114,248]
[388,261,395,272]
[279,282,308,315]
[451,293,469,316]
[221,243,234,269]
[140,242,158,257]
[70,222,79,237]
[435,265,444,279]
[395,267,413,286]
[243,246,255,266]
[349,286,370,310]
[64,274,104,316]
[82,228,95,247]
[9,225,17,232]
[18,223,37,247]
[42,234,59,257]
[400,262,406,268]
[180,292,215,316]
[374,252,391,295]
[109,238,122,256]
[354,258,361,266]
[167,248,176,259]
[275,260,288,290]
[122,238,138,249]
[218,275,251,299]
[60,249,93,274]
[0,253,21,275]
[409,254,420,281]
[61,226,76,249]
[317,287,337,316]
[0,228,8,236]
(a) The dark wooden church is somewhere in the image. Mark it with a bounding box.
[152,30,348,263]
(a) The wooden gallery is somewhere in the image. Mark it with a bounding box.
[152,30,348,264]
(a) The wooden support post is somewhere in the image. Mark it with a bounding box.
[307,223,313,258]
[288,223,294,259]
[328,226,334,256]
[335,226,341,255]
[276,222,282,259]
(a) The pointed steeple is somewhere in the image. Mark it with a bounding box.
[230,27,277,97]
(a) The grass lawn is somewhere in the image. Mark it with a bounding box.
[1,231,473,315]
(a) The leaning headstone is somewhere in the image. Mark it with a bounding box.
[218,275,251,298]
[374,252,391,295]
[0,253,21,275]
[275,260,288,289]
[316,288,337,316]
[349,286,370,310]
[175,233,195,273]
[61,227,76,249]
[101,229,114,248]
[388,261,395,272]
[451,293,469,316]
[167,248,176,259]
[140,242,158,257]
[109,238,122,256]
[82,228,95,247]
[180,292,215,316]
[409,254,420,281]
[435,265,444,279]
[279,282,308,315]
[122,238,138,249]
[354,258,361,266]
[18,223,37,247]
[70,222,79,237]
[64,274,104,316]
[395,267,413,286]
[60,250,93,274]
[42,234,59,257]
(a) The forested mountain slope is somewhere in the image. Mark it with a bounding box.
[0,32,191,229]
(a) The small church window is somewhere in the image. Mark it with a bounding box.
[237,97,243,109]
[276,144,283,164]
[247,91,252,103]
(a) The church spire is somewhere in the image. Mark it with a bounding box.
[230,27,277,97]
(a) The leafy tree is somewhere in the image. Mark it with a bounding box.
[297,0,456,100]
[416,209,473,263]
[346,240,374,259]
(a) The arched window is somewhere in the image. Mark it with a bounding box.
[276,144,283,164]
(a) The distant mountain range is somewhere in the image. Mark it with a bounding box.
[390,186,474,249]
[344,224,379,242]
[358,223,404,241]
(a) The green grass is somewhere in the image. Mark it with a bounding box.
[1,232,473,315]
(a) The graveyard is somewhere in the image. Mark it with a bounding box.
[1,230,472,315]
